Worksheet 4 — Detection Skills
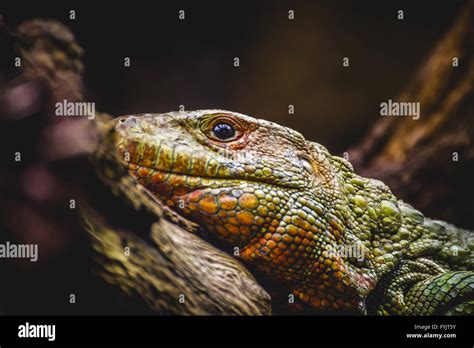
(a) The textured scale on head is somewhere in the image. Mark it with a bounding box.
[112,110,474,314]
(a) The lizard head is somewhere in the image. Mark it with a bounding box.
[113,110,375,311]
[113,110,336,242]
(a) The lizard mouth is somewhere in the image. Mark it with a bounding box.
[127,162,300,191]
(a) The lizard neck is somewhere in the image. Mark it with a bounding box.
[337,159,421,276]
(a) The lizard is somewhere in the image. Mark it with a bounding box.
[109,109,474,315]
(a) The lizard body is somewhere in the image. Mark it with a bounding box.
[111,110,474,315]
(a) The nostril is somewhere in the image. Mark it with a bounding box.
[118,116,138,127]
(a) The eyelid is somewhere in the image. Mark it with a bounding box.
[202,115,246,141]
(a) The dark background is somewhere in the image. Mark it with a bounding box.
[1,0,467,154]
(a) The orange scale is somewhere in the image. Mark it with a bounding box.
[300,293,310,302]
[218,210,228,218]
[270,219,279,227]
[238,193,259,210]
[273,248,283,255]
[292,216,304,227]
[224,223,240,235]
[276,227,286,234]
[342,276,353,286]
[140,144,157,166]
[151,171,167,183]
[236,211,254,225]
[286,225,298,236]
[271,234,282,242]
[188,202,199,211]
[173,157,190,174]
[297,228,307,237]
[167,174,186,186]
[185,176,202,187]
[228,217,239,225]
[239,225,251,236]
[137,167,152,177]
[218,194,238,210]
[187,190,203,202]
[267,240,277,249]
[198,195,219,214]
[171,187,188,196]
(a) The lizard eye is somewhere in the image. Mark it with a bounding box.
[212,122,236,140]
[201,114,247,143]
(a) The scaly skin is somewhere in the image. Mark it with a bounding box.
[111,110,474,315]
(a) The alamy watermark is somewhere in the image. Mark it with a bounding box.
[55,99,96,120]
[185,147,257,163]
[0,241,38,262]
[326,243,365,262]
[18,322,55,341]
[380,99,420,120]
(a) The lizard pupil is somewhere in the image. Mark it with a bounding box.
[212,123,236,140]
